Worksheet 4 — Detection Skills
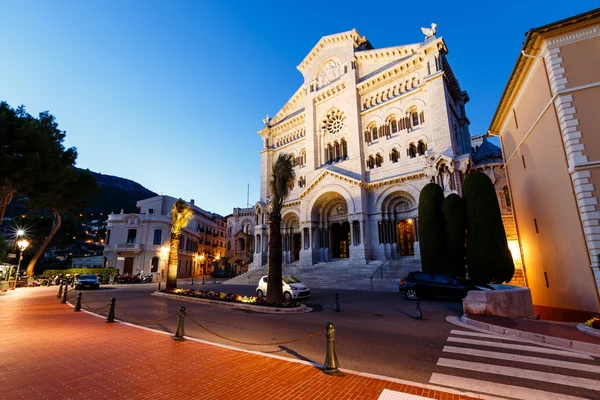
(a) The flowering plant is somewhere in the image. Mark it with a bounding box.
[584,315,600,330]
[161,288,300,308]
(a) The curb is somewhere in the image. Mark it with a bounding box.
[460,314,600,356]
[151,291,313,314]
[577,323,600,338]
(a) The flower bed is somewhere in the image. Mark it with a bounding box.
[161,288,301,309]
[585,315,600,330]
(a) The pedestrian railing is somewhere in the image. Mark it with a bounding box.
[369,258,391,290]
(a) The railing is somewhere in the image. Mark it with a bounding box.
[369,258,391,290]
[116,243,144,251]
[246,267,267,284]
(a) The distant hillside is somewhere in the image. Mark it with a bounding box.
[5,169,157,218]
[80,169,158,215]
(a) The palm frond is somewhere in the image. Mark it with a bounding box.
[171,199,194,234]
[270,153,296,211]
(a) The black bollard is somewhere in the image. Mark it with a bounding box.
[74,292,82,312]
[334,293,341,312]
[57,282,63,298]
[173,306,186,341]
[191,275,194,286]
[158,282,161,291]
[61,284,68,304]
[415,300,423,320]
[202,275,205,285]
[106,298,116,323]
[323,322,340,375]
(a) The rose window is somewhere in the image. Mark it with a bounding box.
[321,109,346,135]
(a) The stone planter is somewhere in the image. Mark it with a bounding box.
[462,284,536,318]
[577,323,600,339]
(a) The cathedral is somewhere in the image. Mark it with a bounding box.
[251,28,472,268]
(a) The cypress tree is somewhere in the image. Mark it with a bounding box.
[463,171,514,283]
[418,183,446,273]
[442,193,466,278]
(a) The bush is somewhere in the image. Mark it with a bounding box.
[463,171,514,283]
[163,288,301,308]
[43,268,119,283]
[442,193,467,278]
[418,183,447,273]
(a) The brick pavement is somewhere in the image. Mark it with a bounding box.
[0,288,480,400]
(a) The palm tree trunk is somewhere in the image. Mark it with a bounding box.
[26,209,61,276]
[167,233,179,289]
[266,211,283,303]
[0,186,15,226]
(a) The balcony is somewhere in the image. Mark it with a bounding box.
[115,243,144,253]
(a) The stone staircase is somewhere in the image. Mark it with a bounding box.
[224,258,422,292]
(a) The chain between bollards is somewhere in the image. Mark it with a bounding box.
[334,293,341,312]
[107,298,116,322]
[414,300,423,320]
[323,322,340,375]
[74,292,82,312]
[61,284,68,304]
[173,306,186,341]
[57,282,64,298]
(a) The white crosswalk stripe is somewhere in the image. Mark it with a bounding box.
[430,329,600,399]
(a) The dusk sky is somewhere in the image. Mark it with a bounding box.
[1,1,596,217]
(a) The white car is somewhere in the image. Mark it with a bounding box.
[256,275,310,301]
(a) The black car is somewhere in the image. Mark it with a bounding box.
[75,274,100,290]
[399,271,492,300]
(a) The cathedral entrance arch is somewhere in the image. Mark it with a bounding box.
[282,212,301,263]
[310,192,351,261]
[380,191,418,259]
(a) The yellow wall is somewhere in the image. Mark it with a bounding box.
[561,35,600,89]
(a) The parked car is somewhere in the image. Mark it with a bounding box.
[399,271,493,300]
[75,274,100,290]
[256,275,310,301]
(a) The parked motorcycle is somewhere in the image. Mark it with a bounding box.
[141,274,153,283]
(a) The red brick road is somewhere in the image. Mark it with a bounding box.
[0,288,479,400]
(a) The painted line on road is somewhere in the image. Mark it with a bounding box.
[443,345,600,373]
[437,358,600,391]
[429,373,587,400]
[377,389,430,400]
[447,337,593,360]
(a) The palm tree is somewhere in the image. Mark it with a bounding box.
[266,153,295,303]
[167,199,194,290]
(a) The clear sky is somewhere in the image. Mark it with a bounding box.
[0,1,596,217]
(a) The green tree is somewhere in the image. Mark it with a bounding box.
[463,171,514,283]
[167,199,193,289]
[417,183,446,273]
[0,102,76,224]
[267,153,295,303]
[0,232,11,263]
[24,169,98,276]
[442,193,466,278]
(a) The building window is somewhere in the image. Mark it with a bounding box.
[151,257,159,273]
[371,126,378,140]
[327,143,333,164]
[341,139,348,160]
[417,141,427,156]
[390,119,398,133]
[127,229,137,244]
[153,229,162,245]
[148,208,154,214]
[408,143,417,158]
[375,153,383,167]
[390,148,399,163]
[367,155,375,169]
[503,186,511,207]
[412,111,419,126]
[105,230,111,245]
[334,141,340,161]
[290,153,296,167]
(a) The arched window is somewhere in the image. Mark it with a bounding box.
[390,118,398,133]
[367,155,375,169]
[371,125,378,140]
[334,141,341,161]
[151,257,159,273]
[301,149,306,166]
[408,143,417,158]
[412,111,419,126]
[227,241,231,251]
[503,186,511,207]
[341,139,348,160]
[390,148,399,163]
[375,153,383,167]
[417,140,426,156]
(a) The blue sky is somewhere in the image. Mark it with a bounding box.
[0,1,596,217]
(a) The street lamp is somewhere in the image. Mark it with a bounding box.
[14,239,29,288]
[199,254,205,284]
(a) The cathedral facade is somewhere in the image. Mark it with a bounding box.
[252,29,471,268]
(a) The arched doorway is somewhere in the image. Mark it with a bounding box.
[310,192,350,261]
[331,221,350,258]
[381,192,417,258]
[282,213,301,263]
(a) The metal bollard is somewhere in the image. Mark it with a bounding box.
[334,293,341,312]
[191,276,194,286]
[61,284,68,304]
[74,292,82,312]
[415,300,423,320]
[173,306,186,341]
[323,322,340,375]
[202,275,205,285]
[57,282,63,298]
[158,282,161,291]
[106,298,116,323]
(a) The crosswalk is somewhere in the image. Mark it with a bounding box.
[430,329,600,399]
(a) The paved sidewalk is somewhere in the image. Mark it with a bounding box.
[0,288,478,400]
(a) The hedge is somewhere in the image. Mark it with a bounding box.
[43,268,119,283]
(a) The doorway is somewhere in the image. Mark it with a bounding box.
[397,220,415,256]
[293,233,301,261]
[331,221,350,258]
[123,257,134,274]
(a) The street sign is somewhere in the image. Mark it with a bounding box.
[8,254,16,258]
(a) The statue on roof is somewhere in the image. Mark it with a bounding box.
[421,23,437,40]
[263,114,271,125]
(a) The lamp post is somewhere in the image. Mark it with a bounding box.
[199,254,205,284]
[14,239,29,287]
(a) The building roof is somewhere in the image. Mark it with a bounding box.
[472,137,503,165]
[488,8,600,134]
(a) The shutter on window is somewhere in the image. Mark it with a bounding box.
[420,111,425,124]
[406,116,411,128]
[365,130,371,143]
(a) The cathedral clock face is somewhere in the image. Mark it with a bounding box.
[322,108,346,135]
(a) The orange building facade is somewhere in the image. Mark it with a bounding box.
[489,9,600,320]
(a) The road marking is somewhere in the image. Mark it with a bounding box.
[430,373,587,400]
[377,389,430,400]
[437,358,600,391]
[443,345,600,373]
[450,329,533,343]
[447,337,593,360]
